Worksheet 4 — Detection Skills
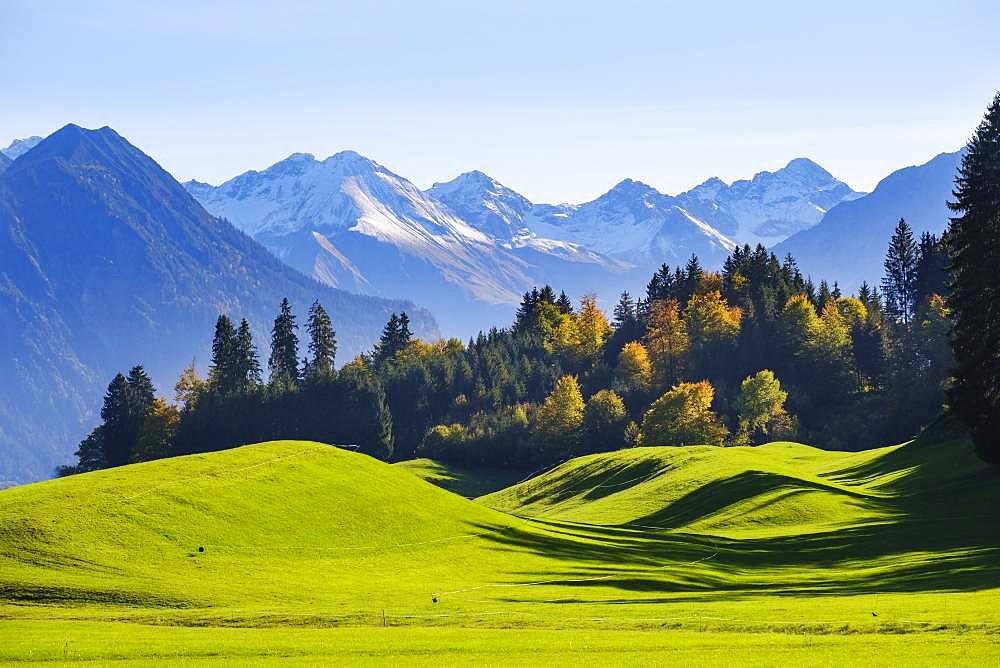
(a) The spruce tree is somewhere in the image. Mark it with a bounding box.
[234,319,262,392]
[612,291,636,328]
[882,218,919,327]
[100,373,132,466]
[399,312,413,347]
[375,313,401,361]
[269,298,300,388]
[556,291,574,315]
[947,92,1000,463]
[306,301,337,378]
[209,314,237,394]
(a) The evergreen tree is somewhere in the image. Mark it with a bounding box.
[915,232,949,306]
[817,280,832,311]
[399,312,413,347]
[305,301,337,378]
[882,218,919,327]
[612,291,636,328]
[209,314,237,394]
[234,319,262,393]
[99,373,131,466]
[556,291,574,314]
[269,298,300,387]
[947,92,1000,463]
[680,255,703,304]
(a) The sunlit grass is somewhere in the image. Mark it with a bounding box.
[2,427,999,662]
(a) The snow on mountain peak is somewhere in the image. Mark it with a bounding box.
[676,158,862,247]
[2,136,44,160]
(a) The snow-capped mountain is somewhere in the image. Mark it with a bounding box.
[427,171,624,266]
[675,158,863,247]
[525,178,737,266]
[187,153,635,335]
[2,136,43,160]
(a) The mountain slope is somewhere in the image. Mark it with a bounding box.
[0,152,9,175]
[526,178,737,266]
[0,125,436,484]
[773,151,962,292]
[676,158,863,247]
[187,155,635,335]
[1,136,43,160]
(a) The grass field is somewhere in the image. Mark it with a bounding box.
[2,424,1000,664]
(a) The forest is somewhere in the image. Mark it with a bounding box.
[60,218,955,475]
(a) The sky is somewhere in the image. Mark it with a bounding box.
[2,0,998,203]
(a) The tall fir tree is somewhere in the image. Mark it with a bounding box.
[556,291,574,315]
[882,218,919,327]
[209,314,238,394]
[99,373,132,467]
[947,92,1000,463]
[269,297,300,388]
[306,301,337,378]
[234,318,262,392]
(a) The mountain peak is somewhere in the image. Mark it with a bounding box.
[2,135,44,160]
[780,157,833,180]
[606,178,658,198]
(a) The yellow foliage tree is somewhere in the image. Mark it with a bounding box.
[616,341,652,392]
[684,290,741,345]
[174,361,206,411]
[734,370,790,443]
[781,293,821,350]
[638,380,729,446]
[532,375,585,457]
[573,294,611,363]
[646,298,688,388]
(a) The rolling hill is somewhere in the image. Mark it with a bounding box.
[2,427,1000,661]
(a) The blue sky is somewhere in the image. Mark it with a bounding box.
[2,0,998,202]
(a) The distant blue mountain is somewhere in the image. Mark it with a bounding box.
[773,150,963,294]
[0,125,436,484]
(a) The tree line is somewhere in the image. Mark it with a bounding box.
[61,93,1000,474]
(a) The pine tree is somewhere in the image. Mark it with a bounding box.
[399,312,413,347]
[613,291,636,328]
[99,373,132,466]
[375,313,402,362]
[306,301,337,378]
[269,298,300,387]
[882,218,919,327]
[681,255,703,304]
[556,291,574,315]
[817,280,832,311]
[947,92,1000,463]
[209,314,237,394]
[234,319,262,392]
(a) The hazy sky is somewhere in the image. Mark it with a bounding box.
[2,1,998,202]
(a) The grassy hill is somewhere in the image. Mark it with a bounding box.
[394,458,529,498]
[2,431,1000,663]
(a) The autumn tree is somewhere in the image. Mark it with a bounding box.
[646,298,688,388]
[616,341,652,393]
[532,375,585,459]
[638,380,728,446]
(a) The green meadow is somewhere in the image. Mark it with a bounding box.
[2,426,1000,664]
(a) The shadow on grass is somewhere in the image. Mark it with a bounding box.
[467,432,1000,598]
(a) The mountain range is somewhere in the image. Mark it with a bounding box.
[775,150,963,293]
[0,125,436,485]
[186,155,863,334]
[1,123,965,484]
